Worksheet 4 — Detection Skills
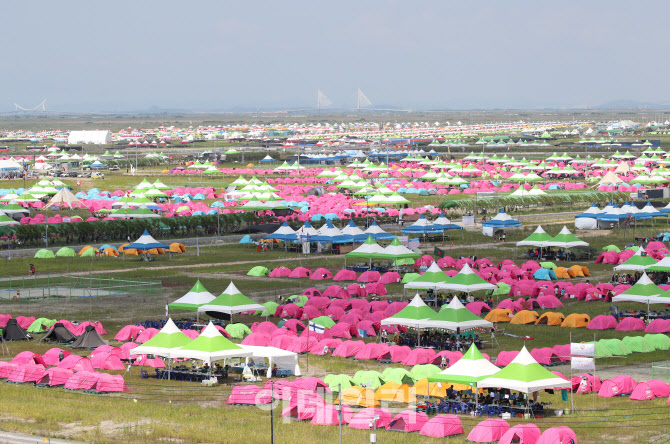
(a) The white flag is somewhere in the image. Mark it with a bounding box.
[165,302,169,318]
[570,342,596,357]
[571,357,595,371]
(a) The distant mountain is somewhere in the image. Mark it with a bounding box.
[595,99,670,110]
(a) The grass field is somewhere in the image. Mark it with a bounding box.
[1,124,670,442]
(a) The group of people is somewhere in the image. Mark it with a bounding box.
[526,248,576,261]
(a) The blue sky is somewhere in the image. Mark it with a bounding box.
[2,1,667,112]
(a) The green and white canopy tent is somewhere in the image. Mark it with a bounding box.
[377,237,421,260]
[380,294,436,327]
[0,213,19,226]
[403,262,451,290]
[516,225,553,248]
[612,273,670,308]
[613,247,657,272]
[440,264,497,294]
[197,281,264,321]
[345,235,386,267]
[168,280,216,314]
[129,318,192,357]
[168,322,253,365]
[429,344,500,404]
[646,256,670,272]
[478,346,571,393]
[545,226,589,249]
[418,297,493,330]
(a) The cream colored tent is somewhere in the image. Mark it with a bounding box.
[45,187,81,209]
[614,163,630,174]
[595,171,624,188]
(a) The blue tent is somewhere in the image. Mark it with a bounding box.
[482,209,522,228]
[239,235,255,244]
[533,268,557,280]
[402,214,442,234]
[126,230,169,250]
[262,221,297,241]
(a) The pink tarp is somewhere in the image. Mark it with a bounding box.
[419,414,464,437]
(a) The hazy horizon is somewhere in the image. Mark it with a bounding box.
[4,1,670,113]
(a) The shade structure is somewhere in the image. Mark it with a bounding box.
[109,207,161,219]
[380,294,436,327]
[516,225,553,247]
[126,230,168,250]
[340,220,368,242]
[364,221,395,241]
[646,256,670,272]
[612,273,669,305]
[614,248,657,271]
[404,262,451,290]
[168,280,216,311]
[431,213,463,231]
[0,213,19,226]
[377,237,420,260]
[263,221,297,241]
[545,226,588,248]
[429,343,500,385]
[478,346,571,393]
[197,281,264,315]
[44,187,81,210]
[169,322,252,364]
[345,235,385,259]
[129,318,192,357]
[418,297,493,330]
[483,209,522,228]
[402,214,442,234]
[311,220,352,244]
[439,263,497,293]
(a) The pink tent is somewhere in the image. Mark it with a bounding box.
[8,363,46,383]
[43,348,71,366]
[552,345,571,363]
[587,315,618,330]
[378,272,401,284]
[386,410,428,432]
[329,322,356,339]
[281,393,325,421]
[135,328,160,343]
[251,321,278,335]
[96,373,129,393]
[530,348,561,366]
[11,351,46,367]
[537,295,563,309]
[310,268,333,280]
[536,427,577,444]
[310,404,354,425]
[283,319,305,333]
[384,302,408,317]
[572,373,601,393]
[365,282,387,296]
[645,319,670,333]
[356,320,379,337]
[289,267,311,278]
[286,337,317,354]
[114,325,143,342]
[466,302,491,315]
[278,303,302,319]
[333,269,358,281]
[37,367,73,386]
[15,316,35,329]
[292,377,330,393]
[383,345,412,363]
[310,338,342,355]
[365,301,388,313]
[630,382,657,400]
[499,423,541,444]
[495,351,519,367]
[0,361,17,378]
[354,342,387,360]
[58,355,94,373]
[269,266,291,277]
[242,332,272,346]
[305,296,330,310]
[402,348,436,366]
[431,350,463,367]
[466,418,510,443]
[332,340,364,358]
[300,305,322,320]
[0,314,11,328]
[269,335,296,350]
[437,256,457,268]
[348,408,392,429]
[415,255,434,267]
[357,270,381,283]
[419,414,463,437]
[90,352,125,371]
[645,379,670,397]
[133,355,165,368]
[64,371,100,390]
[598,375,637,397]
[616,317,645,331]
[323,285,349,299]
[302,288,322,298]
[226,385,272,405]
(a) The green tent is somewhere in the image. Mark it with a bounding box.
[516,225,553,248]
[539,262,557,270]
[130,318,192,357]
[644,334,670,351]
[603,245,621,253]
[247,266,269,277]
[324,374,355,391]
[496,282,511,296]
[169,280,216,311]
[55,247,76,258]
[587,341,613,358]
[622,336,655,353]
[254,301,279,317]
[34,249,55,259]
[380,294,436,327]
[419,297,492,330]
[429,343,500,385]
[80,248,96,258]
[410,364,442,381]
[197,281,264,318]
[393,258,415,267]
[404,262,451,290]
[310,316,336,330]
[401,273,420,284]
[289,295,309,307]
[224,323,252,339]
[353,370,384,390]
[478,346,571,393]
[598,338,632,356]
[27,318,56,333]
[169,322,252,364]
[381,368,415,385]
